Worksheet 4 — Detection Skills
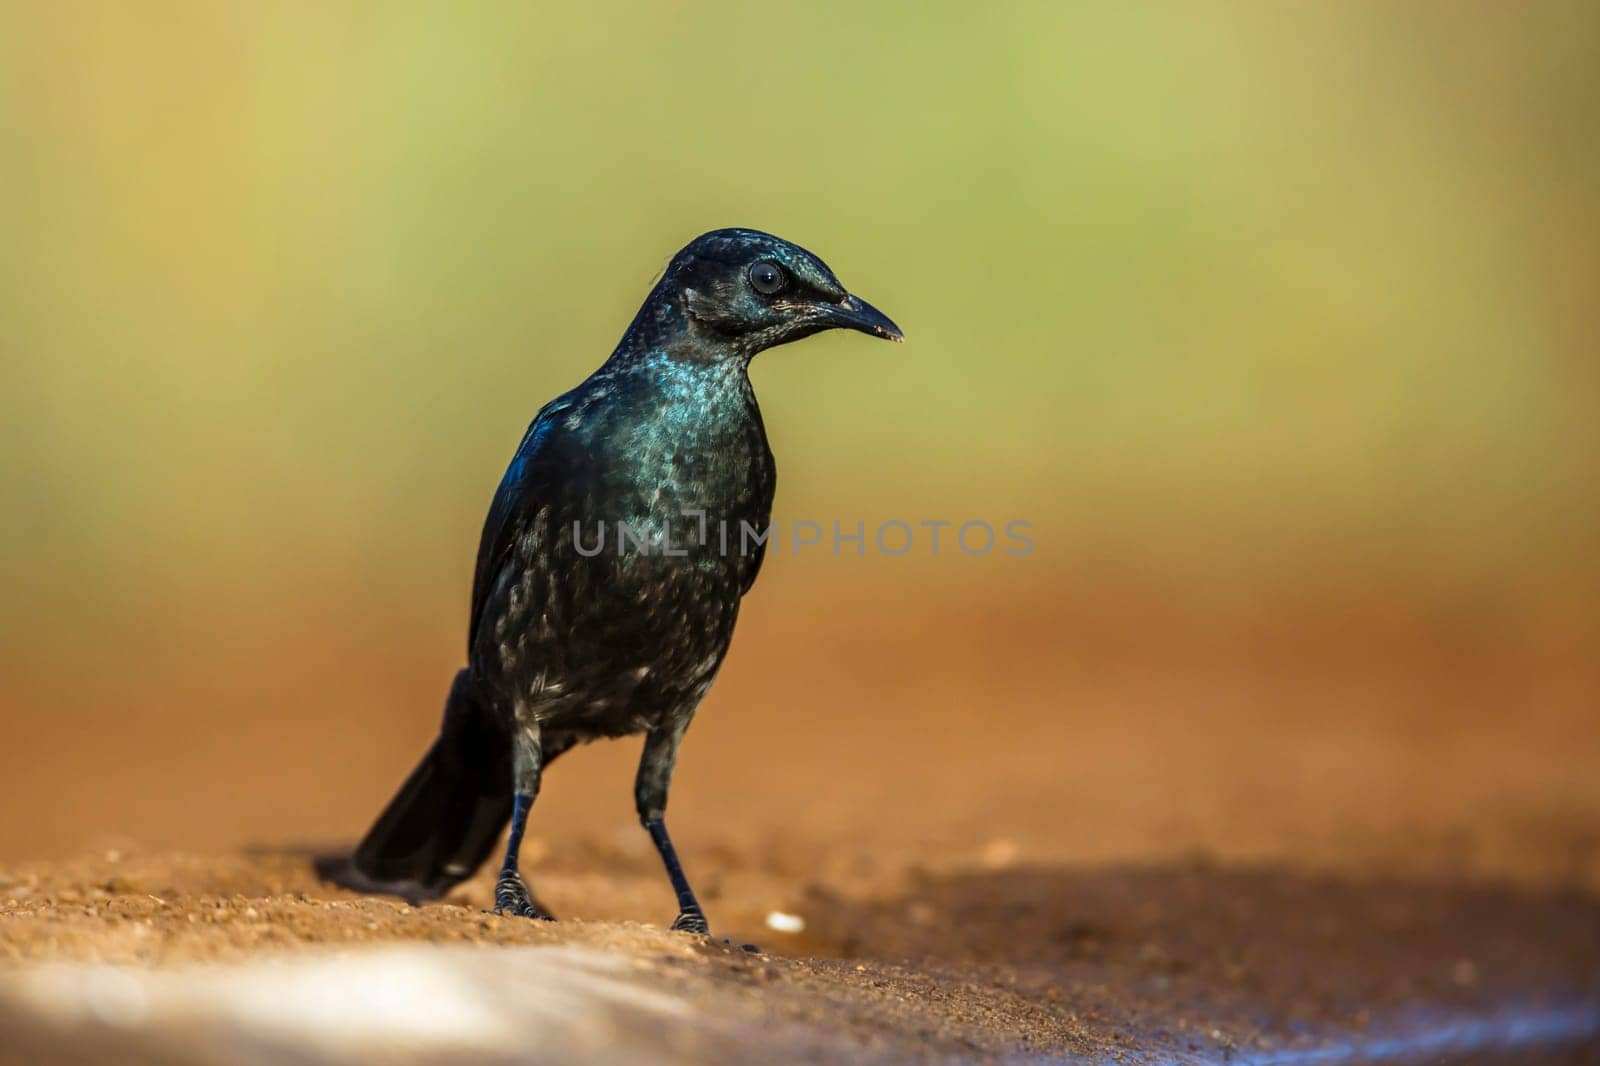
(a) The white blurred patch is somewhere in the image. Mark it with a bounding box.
[4,945,690,1063]
[764,911,805,934]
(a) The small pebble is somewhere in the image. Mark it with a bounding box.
[980,838,1020,869]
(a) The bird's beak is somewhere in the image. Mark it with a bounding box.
[828,293,904,342]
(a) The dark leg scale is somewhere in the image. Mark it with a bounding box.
[644,817,714,936]
[669,906,710,935]
[493,783,552,921]
[494,871,555,920]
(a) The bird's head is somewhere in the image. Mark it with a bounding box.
[635,228,903,359]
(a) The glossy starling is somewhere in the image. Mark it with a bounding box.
[320,228,902,933]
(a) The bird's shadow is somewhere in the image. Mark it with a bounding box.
[788,859,1600,1055]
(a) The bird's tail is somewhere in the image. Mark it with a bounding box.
[316,669,511,903]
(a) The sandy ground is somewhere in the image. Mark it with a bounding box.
[3,576,1599,1061]
[0,849,1596,1063]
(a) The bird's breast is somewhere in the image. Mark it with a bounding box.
[603,363,776,542]
[477,365,784,734]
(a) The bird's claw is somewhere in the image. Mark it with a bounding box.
[494,872,555,921]
[670,909,710,935]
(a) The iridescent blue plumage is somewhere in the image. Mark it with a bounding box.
[325,229,901,933]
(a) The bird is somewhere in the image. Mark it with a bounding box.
[319,228,902,934]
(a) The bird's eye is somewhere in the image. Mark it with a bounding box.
[748,259,787,296]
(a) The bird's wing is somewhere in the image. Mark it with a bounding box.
[467,399,572,654]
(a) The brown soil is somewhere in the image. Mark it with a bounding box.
[2,575,1599,1061]
[0,849,1597,1063]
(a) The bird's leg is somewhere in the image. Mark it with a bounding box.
[494,720,553,920]
[636,721,708,934]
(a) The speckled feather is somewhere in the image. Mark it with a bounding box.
[470,349,773,749]
[467,237,799,751]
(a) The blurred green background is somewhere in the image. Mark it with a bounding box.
[0,3,1596,858]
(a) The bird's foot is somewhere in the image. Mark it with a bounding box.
[669,907,710,935]
[493,872,555,920]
